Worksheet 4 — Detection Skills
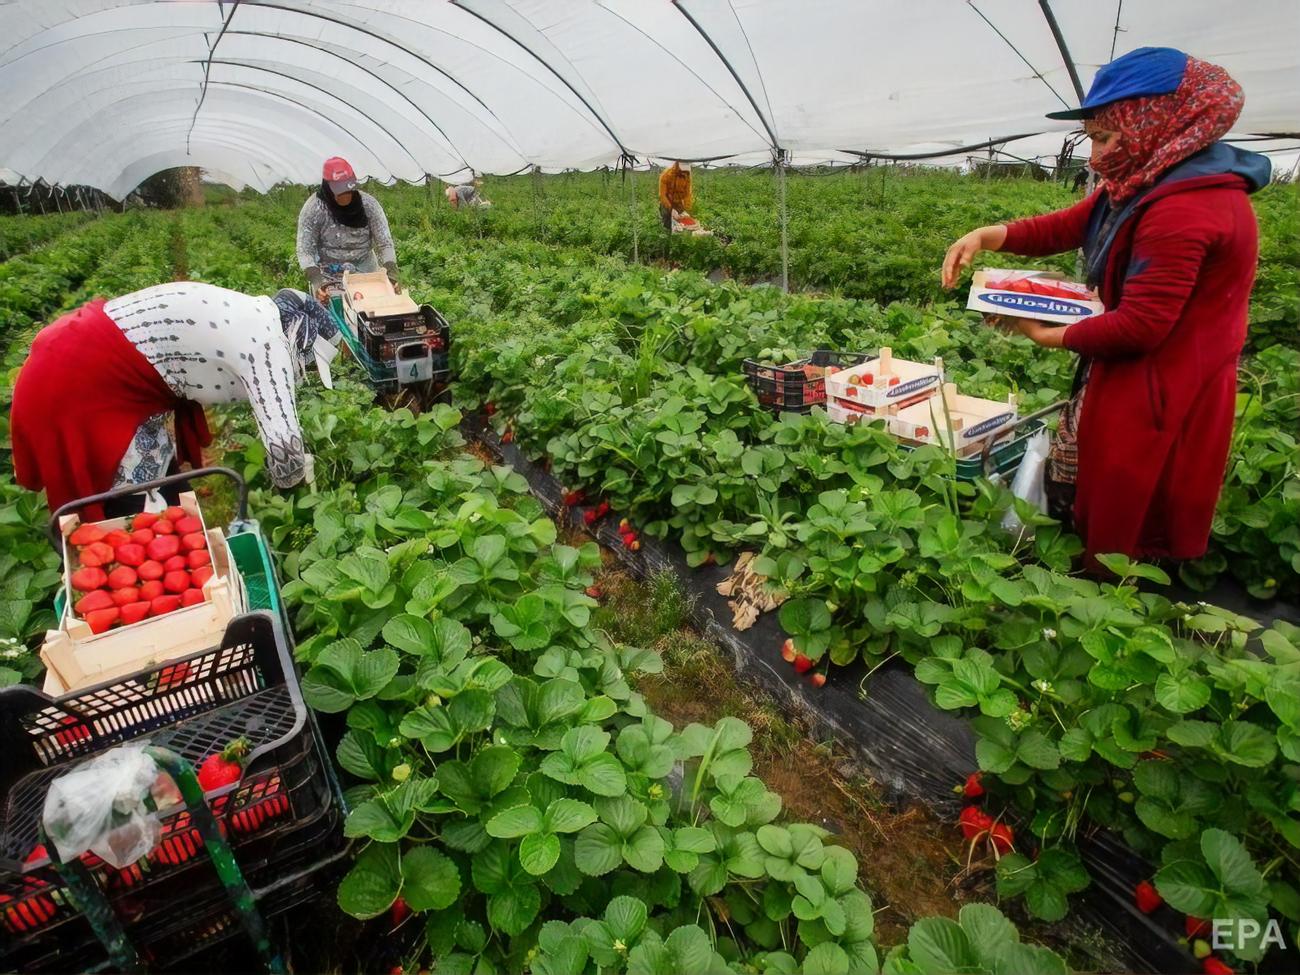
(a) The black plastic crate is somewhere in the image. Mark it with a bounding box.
[359,304,450,365]
[8,801,350,973]
[0,613,324,944]
[743,349,875,414]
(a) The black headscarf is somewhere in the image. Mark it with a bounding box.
[317,180,367,228]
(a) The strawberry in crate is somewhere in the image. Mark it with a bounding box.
[65,507,217,633]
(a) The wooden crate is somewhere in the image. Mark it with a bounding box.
[967,269,1104,326]
[42,493,246,692]
[889,382,1019,457]
[824,347,943,416]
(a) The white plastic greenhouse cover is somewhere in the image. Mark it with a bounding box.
[1,1,1297,198]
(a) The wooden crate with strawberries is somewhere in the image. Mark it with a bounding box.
[40,493,246,691]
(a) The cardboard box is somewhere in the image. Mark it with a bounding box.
[824,347,943,417]
[342,270,419,327]
[42,493,246,692]
[889,382,1019,457]
[967,269,1104,326]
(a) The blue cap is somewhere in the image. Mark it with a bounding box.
[1047,47,1189,120]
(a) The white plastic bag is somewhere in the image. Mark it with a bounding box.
[42,745,164,869]
[1001,430,1050,535]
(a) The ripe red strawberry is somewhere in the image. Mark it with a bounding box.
[963,772,985,799]
[70,567,108,592]
[150,594,181,616]
[390,896,411,928]
[132,512,159,530]
[483,401,496,416]
[780,639,797,663]
[174,516,202,535]
[1186,917,1211,940]
[888,376,901,386]
[793,653,814,674]
[137,560,164,581]
[163,506,186,522]
[112,586,141,607]
[198,738,250,791]
[959,805,992,840]
[585,586,603,600]
[120,602,151,625]
[1202,959,1234,975]
[152,518,176,536]
[810,672,827,688]
[107,565,138,589]
[146,535,181,562]
[114,542,146,567]
[618,518,632,532]
[163,571,191,594]
[989,822,1014,854]
[103,529,131,548]
[501,428,514,445]
[1134,880,1162,914]
[181,589,206,608]
[191,566,215,589]
[594,501,610,517]
[563,489,585,507]
[85,607,120,634]
[130,528,155,546]
[583,509,598,526]
[75,589,115,615]
[69,524,106,546]
[181,532,207,552]
[139,580,165,601]
[78,541,115,568]
[163,555,187,573]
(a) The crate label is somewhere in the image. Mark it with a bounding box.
[397,349,434,384]
[886,375,940,400]
[961,412,1017,440]
[978,292,1095,318]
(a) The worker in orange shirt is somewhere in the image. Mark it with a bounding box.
[658,161,693,231]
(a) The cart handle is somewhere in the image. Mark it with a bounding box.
[978,400,1069,475]
[47,466,248,550]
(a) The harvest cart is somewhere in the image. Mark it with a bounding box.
[1,472,348,972]
[328,294,451,412]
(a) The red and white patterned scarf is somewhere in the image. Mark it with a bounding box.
[1092,57,1245,203]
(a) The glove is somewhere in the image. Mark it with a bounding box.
[305,265,326,296]
[384,261,401,293]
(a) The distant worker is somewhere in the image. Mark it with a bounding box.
[658,161,693,230]
[445,178,491,209]
[942,47,1268,569]
[11,283,339,518]
[297,156,400,300]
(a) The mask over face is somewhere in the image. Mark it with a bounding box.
[271,289,341,389]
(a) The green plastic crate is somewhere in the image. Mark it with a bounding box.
[226,529,278,616]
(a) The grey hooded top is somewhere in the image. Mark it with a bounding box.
[295,190,396,272]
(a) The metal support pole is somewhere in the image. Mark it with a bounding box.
[1038,0,1088,104]
[628,159,640,264]
[32,184,47,216]
[774,148,790,291]
[53,185,64,214]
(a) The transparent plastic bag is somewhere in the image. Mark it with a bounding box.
[1001,430,1050,535]
[42,745,166,868]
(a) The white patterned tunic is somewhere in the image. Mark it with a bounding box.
[104,282,306,489]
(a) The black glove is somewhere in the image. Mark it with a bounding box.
[384,261,400,293]
[305,265,325,295]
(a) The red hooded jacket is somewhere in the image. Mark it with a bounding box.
[1002,145,1267,564]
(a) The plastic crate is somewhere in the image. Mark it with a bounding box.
[8,801,349,973]
[226,529,278,618]
[0,613,325,948]
[743,350,875,414]
[329,297,452,396]
[359,304,450,363]
[900,417,1047,482]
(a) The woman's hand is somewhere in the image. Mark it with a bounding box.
[1012,318,1069,348]
[941,224,1008,289]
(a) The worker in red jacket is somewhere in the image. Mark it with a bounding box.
[942,47,1270,569]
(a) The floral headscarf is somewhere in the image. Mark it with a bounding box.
[1092,57,1244,203]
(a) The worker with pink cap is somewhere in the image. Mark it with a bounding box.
[296,156,401,299]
